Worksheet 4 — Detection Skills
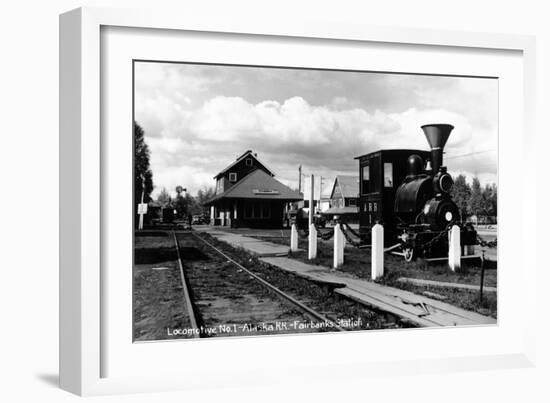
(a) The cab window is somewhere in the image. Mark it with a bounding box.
[361,164,370,194]
[384,162,393,188]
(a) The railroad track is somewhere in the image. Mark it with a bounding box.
[172,231,200,337]
[171,231,345,338]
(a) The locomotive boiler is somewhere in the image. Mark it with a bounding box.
[356,124,477,261]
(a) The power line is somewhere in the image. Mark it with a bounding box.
[445,149,496,160]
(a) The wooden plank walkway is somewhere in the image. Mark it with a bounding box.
[397,277,497,292]
[261,257,496,327]
[195,228,291,257]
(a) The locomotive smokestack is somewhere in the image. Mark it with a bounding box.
[421,124,454,173]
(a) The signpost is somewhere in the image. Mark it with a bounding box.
[137,203,148,230]
[138,174,146,230]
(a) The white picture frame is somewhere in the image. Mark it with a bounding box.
[59,7,537,396]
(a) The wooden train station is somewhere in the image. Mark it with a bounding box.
[205,150,302,228]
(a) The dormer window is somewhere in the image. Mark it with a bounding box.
[245,158,253,166]
[229,172,237,182]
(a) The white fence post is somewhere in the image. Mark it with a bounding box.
[371,224,384,280]
[448,225,461,271]
[308,174,314,226]
[333,224,344,269]
[290,224,299,252]
[308,223,317,260]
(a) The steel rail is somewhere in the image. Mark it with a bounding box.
[190,231,345,332]
[172,231,200,337]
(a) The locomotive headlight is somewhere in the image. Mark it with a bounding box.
[445,211,453,221]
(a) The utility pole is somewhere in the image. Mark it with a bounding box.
[298,165,302,193]
[319,176,324,212]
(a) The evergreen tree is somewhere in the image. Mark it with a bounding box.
[481,183,498,218]
[185,193,200,215]
[157,188,172,207]
[489,183,497,217]
[469,177,483,218]
[196,187,216,217]
[451,174,471,222]
[134,122,153,222]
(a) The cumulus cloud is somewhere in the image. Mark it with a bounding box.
[135,63,498,197]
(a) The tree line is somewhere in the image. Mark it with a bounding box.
[135,121,214,220]
[156,186,215,219]
[134,122,154,208]
[451,174,497,223]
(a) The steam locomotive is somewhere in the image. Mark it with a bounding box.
[356,124,477,261]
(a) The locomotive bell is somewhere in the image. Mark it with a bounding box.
[421,123,454,173]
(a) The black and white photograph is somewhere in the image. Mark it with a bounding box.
[133,61,499,342]
[5,0,549,401]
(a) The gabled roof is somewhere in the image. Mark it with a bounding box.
[330,175,359,199]
[207,170,302,204]
[213,150,275,179]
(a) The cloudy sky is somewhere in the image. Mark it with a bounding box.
[134,61,498,198]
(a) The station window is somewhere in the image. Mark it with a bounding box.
[245,158,253,166]
[384,162,393,188]
[244,202,270,219]
[229,172,237,182]
[361,164,370,194]
[348,199,357,207]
